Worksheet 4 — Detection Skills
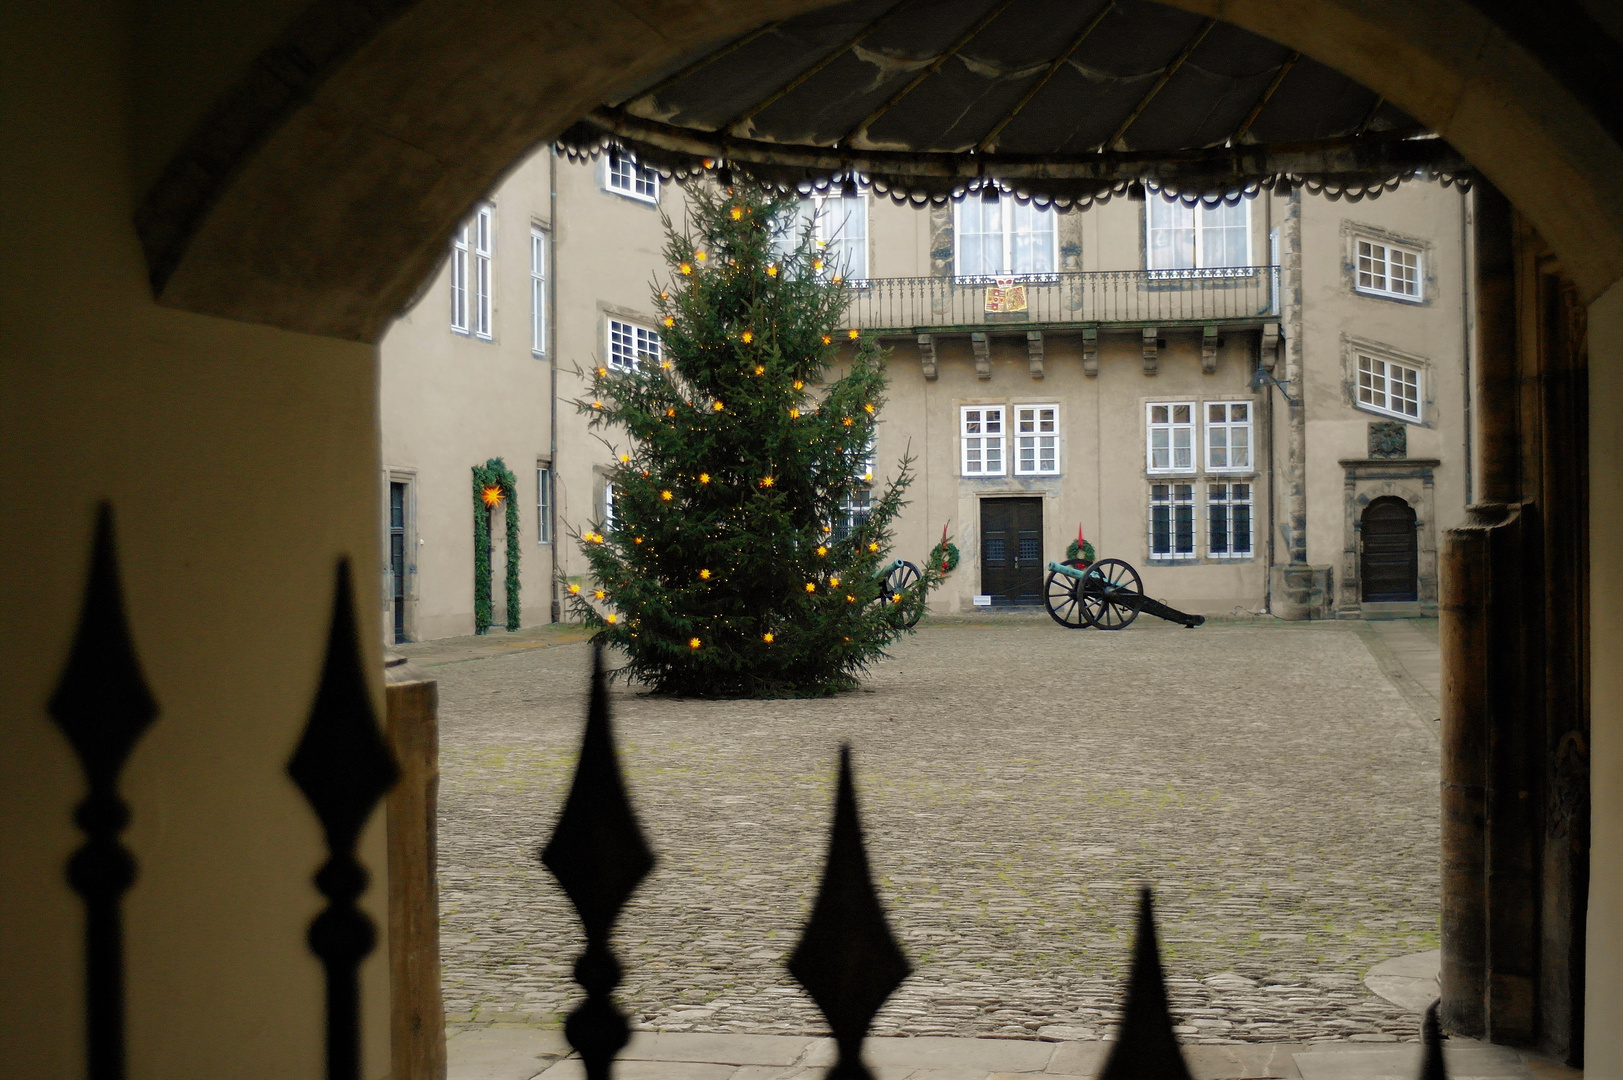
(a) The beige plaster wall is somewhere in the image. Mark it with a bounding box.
[0,3,390,1074]
[550,154,690,592]
[873,331,1267,616]
[1293,181,1472,573]
[380,152,555,640]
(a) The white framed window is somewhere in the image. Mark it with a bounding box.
[603,480,615,530]
[1207,482,1253,559]
[785,192,869,279]
[954,195,1057,278]
[1204,401,1253,472]
[1146,403,1195,473]
[605,148,659,203]
[607,318,661,373]
[536,464,553,544]
[1356,353,1423,420]
[1014,405,1059,475]
[1150,483,1197,560]
[960,405,1006,476]
[1147,195,1252,270]
[450,223,470,333]
[471,203,494,340]
[530,226,547,355]
[838,488,872,540]
[1355,237,1422,300]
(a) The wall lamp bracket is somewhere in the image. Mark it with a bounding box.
[1250,366,1301,407]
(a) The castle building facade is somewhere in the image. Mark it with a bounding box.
[379,146,1472,639]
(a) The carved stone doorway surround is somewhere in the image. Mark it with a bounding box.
[1337,458,1441,617]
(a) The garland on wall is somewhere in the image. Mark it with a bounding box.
[472,458,520,634]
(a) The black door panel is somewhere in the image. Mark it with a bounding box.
[981,497,1044,603]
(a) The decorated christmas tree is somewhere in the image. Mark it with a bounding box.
[567,181,937,697]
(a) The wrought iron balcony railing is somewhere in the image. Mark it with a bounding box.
[843,266,1281,332]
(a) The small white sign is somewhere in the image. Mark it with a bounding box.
[972,594,993,607]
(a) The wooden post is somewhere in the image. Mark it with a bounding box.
[385,654,445,1080]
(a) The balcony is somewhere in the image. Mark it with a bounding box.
[844,266,1281,334]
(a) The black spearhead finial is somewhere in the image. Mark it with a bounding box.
[49,503,159,1080]
[1098,887,1192,1080]
[788,743,911,1080]
[541,645,656,1080]
[288,559,399,1080]
[1419,1001,1448,1080]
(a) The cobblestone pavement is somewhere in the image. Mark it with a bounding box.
[426,617,1440,1044]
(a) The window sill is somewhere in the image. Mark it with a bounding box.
[603,186,660,206]
[1353,403,1424,425]
[1353,286,1424,304]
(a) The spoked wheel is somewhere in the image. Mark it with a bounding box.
[881,560,925,628]
[1044,559,1092,628]
[1080,558,1144,630]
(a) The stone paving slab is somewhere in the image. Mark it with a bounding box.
[1293,1042,1525,1080]
[449,1029,1558,1080]
[1362,950,1439,1014]
[434,620,1440,1043]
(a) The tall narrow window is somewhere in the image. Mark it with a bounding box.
[1149,483,1197,560]
[1146,196,1252,270]
[961,406,1006,476]
[530,226,547,355]
[607,319,661,372]
[1014,405,1060,475]
[1355,237,1422,300]
[1204,402,1253,472]
[536,464,552,544]
[603,480,615,531]
[1356,354,1423,420]
[782,192,869,279]
[1146,403,1195,473]
[450,223,470,333]
[606,148,660,202]
[1207,482,1253,558]
[472,203,494,340]
[954,196,1057,278]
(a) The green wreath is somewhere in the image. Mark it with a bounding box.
[1065,538,1097,564]
[931,539,961,574]
[472,458,520,634]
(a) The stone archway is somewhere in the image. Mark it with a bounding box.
[138,0,1623,342]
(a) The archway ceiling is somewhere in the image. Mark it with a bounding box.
[559,0,1468,206]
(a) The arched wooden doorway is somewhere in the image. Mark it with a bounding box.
[1361,497,1419,603]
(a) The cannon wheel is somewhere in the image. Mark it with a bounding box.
[881,560,925,628]
[1044,559,1092,629]
[1081,558,1144,630]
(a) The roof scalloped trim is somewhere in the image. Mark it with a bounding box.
[556,114,1471,210]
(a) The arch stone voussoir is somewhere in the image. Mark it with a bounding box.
[141,0,1623,340]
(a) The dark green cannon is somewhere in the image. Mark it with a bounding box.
[1043,558,1205,630]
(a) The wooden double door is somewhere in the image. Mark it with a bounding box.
[980,497,1044,604]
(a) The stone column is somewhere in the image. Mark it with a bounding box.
[1269,186,1331,617]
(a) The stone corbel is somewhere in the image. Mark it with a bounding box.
[1082,327,1099,377]
[1202,325,1219,375]
[1261,322,1281,372]
[971,332,991,380]
[917,334,938,381]
[1026,331,1044,380]
[1141,327,1159,376]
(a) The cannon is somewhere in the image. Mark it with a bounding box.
[1043,558,1205,630]
[876,559,925,628]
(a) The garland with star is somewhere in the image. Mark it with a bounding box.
[565,179,941,696]
[472,458,520,634]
